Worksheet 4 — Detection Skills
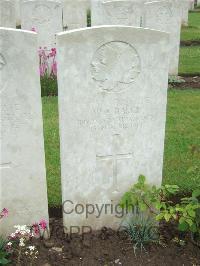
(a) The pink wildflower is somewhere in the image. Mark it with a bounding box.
[0,208,8,218]
[32,223,40,235]
[39,219,47,230]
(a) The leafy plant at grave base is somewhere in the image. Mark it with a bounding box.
[121,212,159,254]
[7,220,48,266]
[120,175,200,245]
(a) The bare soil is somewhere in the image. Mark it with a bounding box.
[169,76,200,89]
[12,218,200,266]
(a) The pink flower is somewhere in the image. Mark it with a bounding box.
[51,61,57,76]
[0,208,8,218]
[31,27,36,32]
[32,223,40,235]
[39,219,47,230]
[49,48,56,57]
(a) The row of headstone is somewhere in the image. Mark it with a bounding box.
[1,0,186,75]
[0,23,169,233]
[92,0,182,75]
[1,0,192,35]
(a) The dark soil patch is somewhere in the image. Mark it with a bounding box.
[181,40,200,46]
[170,76,200,89]
[12,218,200,266]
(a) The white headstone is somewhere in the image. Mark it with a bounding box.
[178,0,189,26]
[91,0,143,27]
[0,28,49,235]
[21,0,63,49]
[57,26,169,230]
[62,0,89,30]
[188,0,194,9]
[197,0,200,7]
[0,0,16,28]
[144,1,181,75]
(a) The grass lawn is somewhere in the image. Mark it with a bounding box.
[42,90,200,207]
[179,46,200,74]
[181,12,200,41]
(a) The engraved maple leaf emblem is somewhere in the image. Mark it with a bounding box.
[0,54,6,70]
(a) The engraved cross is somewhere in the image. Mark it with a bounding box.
[96,134,133,192]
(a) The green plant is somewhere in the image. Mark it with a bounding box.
[87,9,91,27]
[120,176,200,245]
[41,75,58,97]
[0,237,10,265]
[121,212,159,254]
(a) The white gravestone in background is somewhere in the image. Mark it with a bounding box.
[188,0,194,9]
[0,0,16,28]
[63,0,89,30]
[178,0,189,26]
[21,0,63,49]
[91,0,143,27]
[0,28,49,236]
[144,1,181,76]
[57,26,169,230]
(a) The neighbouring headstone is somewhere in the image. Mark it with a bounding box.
[197,0,200,6]
[62,0,89,30]
[188,0,195,9]
[21,0,63,49]
[144,1,181,75]
[57,26,169,230]
[0,0,16,28]
[91,0,143,27]
[0,27,49,236]
[177,0,189,26]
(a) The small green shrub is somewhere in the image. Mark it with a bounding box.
[121,212,159,254]
[120,175,200,244]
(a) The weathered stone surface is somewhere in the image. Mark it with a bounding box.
[63,0,89,30]
[144,1,181,75]
[91,0,143,27]
[57,26,169,230]
[0,28,49,236]
[21,0,63,48]
[0,0,16,28]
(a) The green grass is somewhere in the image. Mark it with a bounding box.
[181,12,200,41]
[42,91,200,207]
[179,46,200,74]
[42,97,61,206]
[163,90,200,191]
